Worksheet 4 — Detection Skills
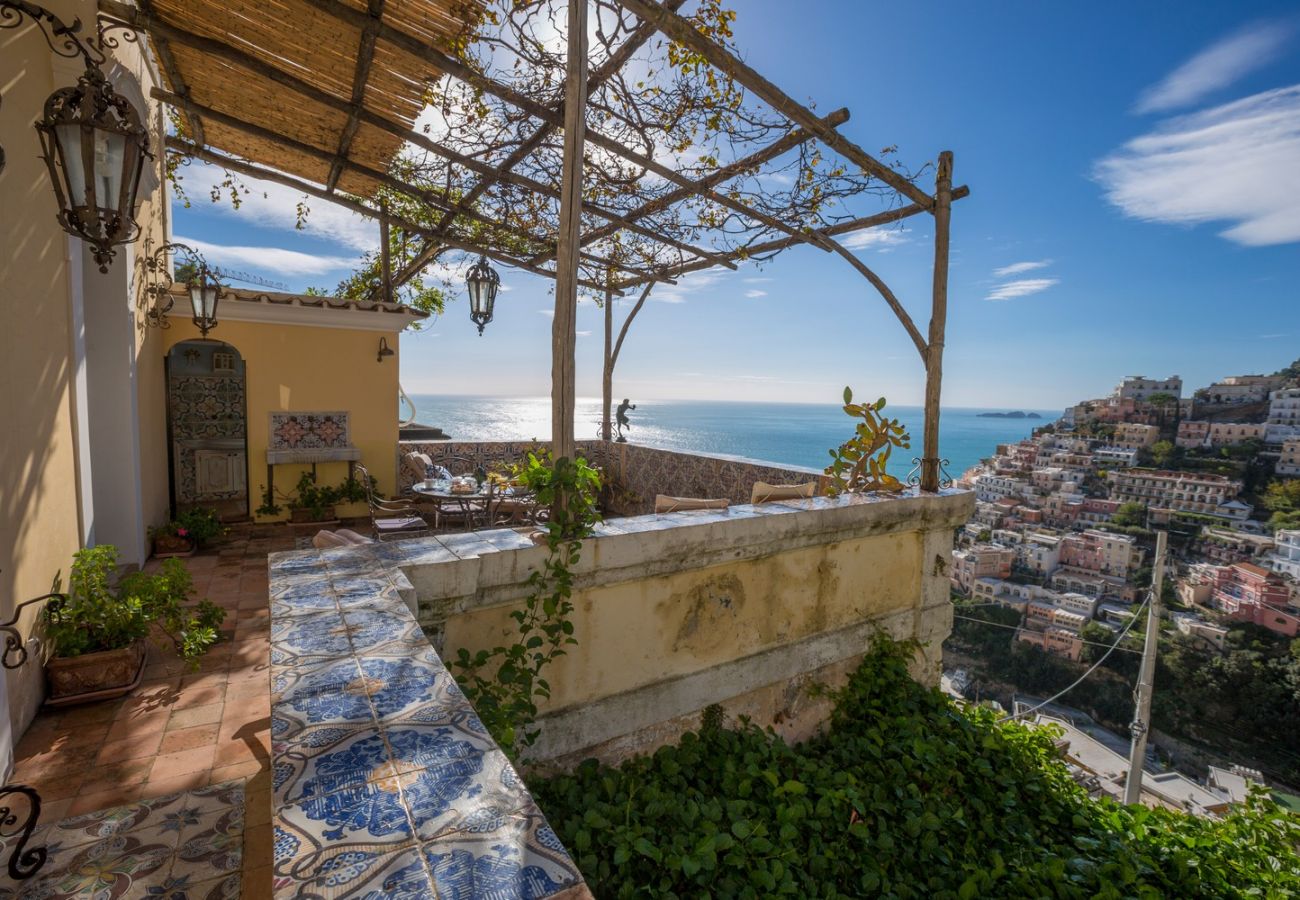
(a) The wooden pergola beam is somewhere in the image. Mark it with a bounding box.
[165,136,621,294]
[327,0,384,192]
[304,0,824,259]
[102,0,732,273]
[615,0,935,210]
[150,88,666,285]
[612,185,969,290]
[135,0,203,146]
[399,0,687,291]
[533,107,851,266]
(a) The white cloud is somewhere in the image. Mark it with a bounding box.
[744,289,767,299]
[176,236,358,277]
[576,330,592,337]
[1136,22,1293,114]
[993,259,1051,277]
[742,276,772,284]
[842,228,909,251]
[985,278,1059,301]
[650,269,725,305]
[1094,85,1300,246]
[175,163,378,252]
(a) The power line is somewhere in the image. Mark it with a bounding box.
[951,613,1143,655]
[997,592,1153,723]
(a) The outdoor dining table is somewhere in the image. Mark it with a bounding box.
[411,480,534,530]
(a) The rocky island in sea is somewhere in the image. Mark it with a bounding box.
[976,410,1041,419]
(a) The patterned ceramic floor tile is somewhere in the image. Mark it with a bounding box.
[0,780,244,900]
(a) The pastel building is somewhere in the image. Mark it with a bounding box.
[1277,440,1300,478]
[951,544,1016,595]
[1059,530,1144,580]
[1107,469,1242,517]
[1115,375,1182,402]
[1268,389,1300,427]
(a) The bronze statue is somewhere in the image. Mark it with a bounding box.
[615,398,636,443]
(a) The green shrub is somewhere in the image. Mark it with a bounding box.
[174,507,225,546]
[533,637,1300,898]
[47,545,225,665]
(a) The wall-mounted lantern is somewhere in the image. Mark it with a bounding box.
[143,241,223,336]
[2,2,152,273]
[377,336,394,363]
[465,254,500,336]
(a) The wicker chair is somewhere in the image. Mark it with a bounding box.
[356,463,431,542]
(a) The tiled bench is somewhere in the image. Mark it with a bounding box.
[268,543,589,899]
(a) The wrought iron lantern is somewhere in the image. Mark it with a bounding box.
[465,254,500,335]
[142,242,223,336]
[187,258,223,338]
[1,2,152,273]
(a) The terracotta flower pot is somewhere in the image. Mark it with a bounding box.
[153,534,196,558]
[45,640,147,707]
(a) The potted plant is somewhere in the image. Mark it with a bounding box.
[149,521,195,558]
[288,471,342,524]
[175,506,225,548]
[44,545,226,705]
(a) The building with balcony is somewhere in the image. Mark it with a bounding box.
[1114,423,1161,450]
[952,544,1016,594]
[1177,421,1210,449]
[1114,375,1183,402]
[1271,531,1300,582]
[1277,440,1300,478]
[1107,469,1242,517]
[1059,529,1144,579]
[1268,388,1300,427]
[1202,375,1285,405]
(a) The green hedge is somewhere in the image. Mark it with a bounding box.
[533,638,1300,899]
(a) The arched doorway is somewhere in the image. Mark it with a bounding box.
[166,340,249,520]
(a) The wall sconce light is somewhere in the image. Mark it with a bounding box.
[377,337,394,363]
[143,241,223,336]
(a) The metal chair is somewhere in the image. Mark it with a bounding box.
[356,463,431,542]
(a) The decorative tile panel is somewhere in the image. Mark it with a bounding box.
[268,542,588,899]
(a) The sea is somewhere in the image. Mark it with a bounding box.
[407,395,1062,479]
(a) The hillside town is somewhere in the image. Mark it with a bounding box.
[946,363,1300,809]
[955,367,1300,652]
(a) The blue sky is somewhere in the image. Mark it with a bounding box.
[172,1,1300,410]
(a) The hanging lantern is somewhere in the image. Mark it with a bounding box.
[34,65,150,273]
[187,259,223,338]
[465,254,500,336]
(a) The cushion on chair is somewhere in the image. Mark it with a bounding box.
[654,495,730,513]
[376,515,427,532]
[750,481,817,503]
[312,530,351,549]
[401,451,433,482]
[335,528,376,545]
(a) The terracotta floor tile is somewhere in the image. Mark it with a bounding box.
[226,679,269,702]
[149,745,217,781]
[213,736,267,769]
[58,701,123,727]
[96,730,165,763]
[22,773,85,802]
[80,757,154,793]
[139,770,208,800]
[48,722,111,752]
[174,684,227,710]
[158,723,221,755]
[106,711,170,742]
[38,796,73,824]
[168,702,225,730]
[66,783,144,817]
[210,759,266,783]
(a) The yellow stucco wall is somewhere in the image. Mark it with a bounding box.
[0,0,169,739]
[159,318,401,521]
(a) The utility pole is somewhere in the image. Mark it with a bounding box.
[1124,529,1166,806]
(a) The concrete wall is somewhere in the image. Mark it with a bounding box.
[404,490,973,767]
[160,318,402,521]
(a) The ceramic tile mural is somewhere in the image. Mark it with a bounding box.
[0,781,244,900]
[269,412,353,452]
[399,439,821,515]
[169,374,248,504]
[267,542,589,899]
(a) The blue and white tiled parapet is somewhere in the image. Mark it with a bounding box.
[268,543,590,899]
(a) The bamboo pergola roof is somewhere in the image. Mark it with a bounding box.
[98,0,968,491]
[101,0,477,197]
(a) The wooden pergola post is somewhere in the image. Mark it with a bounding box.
[602,284,613,441]
[378,199,393,303]
[552,0,588,462]
[921,150,953,493]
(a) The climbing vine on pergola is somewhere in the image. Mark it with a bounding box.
[105,0,967,491]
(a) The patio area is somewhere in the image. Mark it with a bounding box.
[5,529,286,898]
